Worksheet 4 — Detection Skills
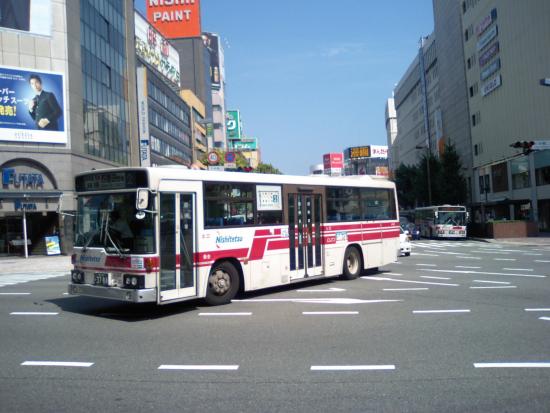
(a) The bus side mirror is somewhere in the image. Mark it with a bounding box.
[136,188,149,211]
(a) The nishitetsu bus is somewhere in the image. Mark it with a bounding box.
[69,167,400,305]
[415,205,468,239]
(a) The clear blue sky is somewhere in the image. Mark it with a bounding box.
[135,1,434,174]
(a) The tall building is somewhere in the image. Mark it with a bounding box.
[385,98,398,175]
[0,0,139,255]
[462,0,550,228]
[203,32,227,150]
[433,0,473,202]
[134,11,193,167]
[392,34,440,171]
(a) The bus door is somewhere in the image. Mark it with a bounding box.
[158,181,201,303]
[286,188,323,281]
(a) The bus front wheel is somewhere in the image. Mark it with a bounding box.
[205,261,240,306]
[341,247,362,280]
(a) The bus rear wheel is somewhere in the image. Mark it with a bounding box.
[205,261,240,306]
[341,247,362,280]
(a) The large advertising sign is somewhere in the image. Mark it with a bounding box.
[370,145,388,159]
[323,153,343,169]
[347,146,371,159]
[233,137,257,151]
[135,12,180,87]
[0,66,66,144]
[0,0,52,36]
[146,0,201,39]
[226,110,242,140]
[203,33,221,88]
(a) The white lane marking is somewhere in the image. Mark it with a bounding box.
[423,269,546,278]
[525,309,550,312]
[494,258,517,261]
[232,298,402,305]
[158,365,239,370]
[21,361,93,367]
[503,268,533,272]
[420,276,451,280]
[297,288,346,292]
[302,311,358,315]
[413,309,470,314]
[383,288,429,291]
[524,253,543,256]
[470,286,517,289]
[473,280,511,285]
[0,272,68,288]
[411,253,439,257]
[455,256,481,260]
[416,264,437,267]
[456,266,481,269]
[540,317,550,322]
[535,260,550,263]
[10,312,58,315]
[198,312,252,316]
[311,365,395,371]
[384,273,403,276]
[0,293,31,295]
[362,276,459,287]
[474,362,550,368]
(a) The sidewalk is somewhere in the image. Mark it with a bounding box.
[470,232,550,247]
[0,255,72,274]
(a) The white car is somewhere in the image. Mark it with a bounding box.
[399,227,412,256]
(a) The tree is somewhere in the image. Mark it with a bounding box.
[439,143,468,205]
[254,163,282,174]
[394,163,420,209]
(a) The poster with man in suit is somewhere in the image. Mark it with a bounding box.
[28,74,61,131]
[0,66,66,144]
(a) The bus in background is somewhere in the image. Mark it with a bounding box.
[69,167,400,305]
[415,205,468,239]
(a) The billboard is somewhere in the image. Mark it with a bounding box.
[0,66,66,144]
[233,137,257,151]
[0,0,51,36]
[146,0,201,39]
[135,12,180,87]
[203,33,221,88]
[226,110,242,140]
[323,153,343,169]
[347,146,371,159]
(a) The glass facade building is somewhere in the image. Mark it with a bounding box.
[80,0,130,165]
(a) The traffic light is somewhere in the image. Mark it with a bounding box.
[510,141,534,153]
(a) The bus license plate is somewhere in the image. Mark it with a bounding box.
[94,273,110,286]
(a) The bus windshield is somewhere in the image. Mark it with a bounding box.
[74,192,155,254]
[436,211,466,226]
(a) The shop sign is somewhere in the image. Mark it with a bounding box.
[477,25,498,51]
[2,168,44,189]
[479,42,499,67]
[480,58,501,81]
[347,146,371,159]
[370,145,388,159]
[14,200,37,211]
[481,74,502,97]
[476,8,497,37]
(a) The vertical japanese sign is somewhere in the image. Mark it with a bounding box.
[226,110,242,140]
[0,66,66,144]
[136,67,151,167]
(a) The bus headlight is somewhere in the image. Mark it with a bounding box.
[123,275,144,289]
[71,270,84,284]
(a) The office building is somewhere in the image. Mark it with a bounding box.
[0,0,139,255]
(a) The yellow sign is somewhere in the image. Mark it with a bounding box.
[349,146,370,159]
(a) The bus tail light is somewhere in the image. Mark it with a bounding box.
[144,257,158,273]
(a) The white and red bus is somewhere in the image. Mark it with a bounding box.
[415,205,468,239]
[69,167,400,305]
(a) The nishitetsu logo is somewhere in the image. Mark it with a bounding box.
[215,234,243,249]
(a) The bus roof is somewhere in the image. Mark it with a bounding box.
[75,166,395,191]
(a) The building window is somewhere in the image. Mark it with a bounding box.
[535,150,550,186]
[511,157,531,189]
[472,111,481,126]
[491,162,509,192]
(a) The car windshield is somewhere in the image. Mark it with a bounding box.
[436,211,466,226]
[74,192,155,254]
